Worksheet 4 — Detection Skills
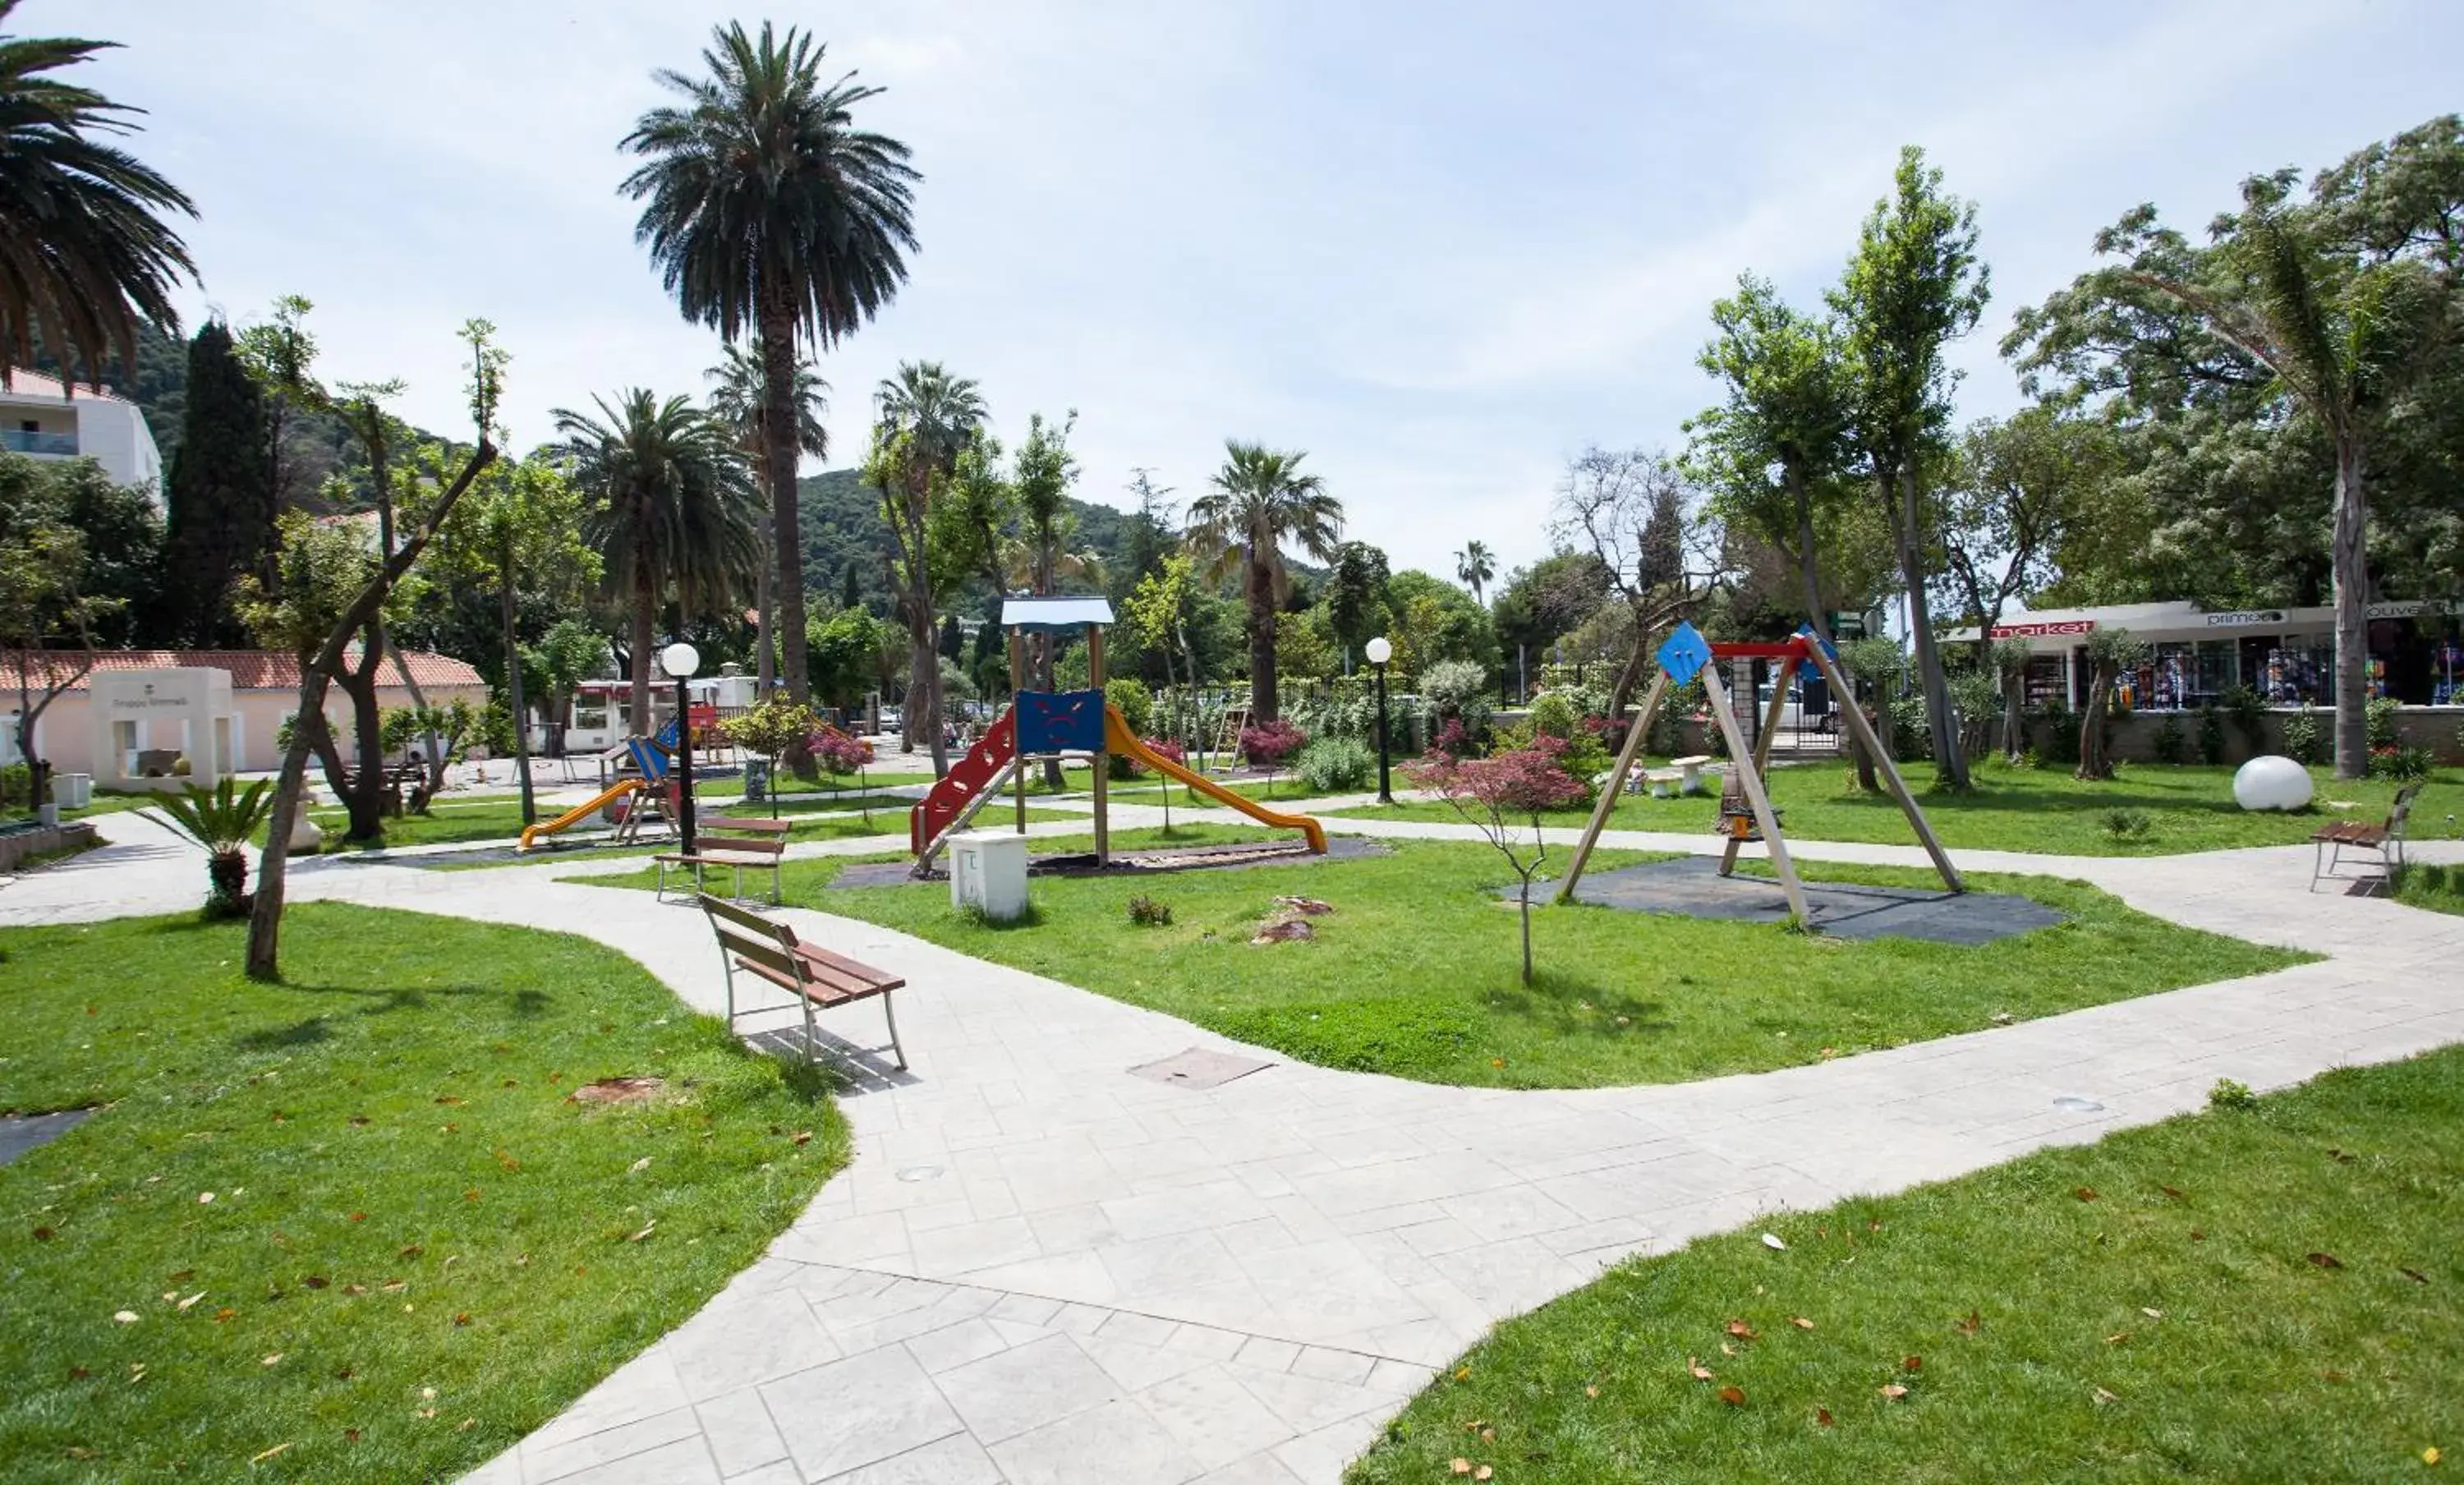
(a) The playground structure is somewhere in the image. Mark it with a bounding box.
[909,597,1327,875]
[517,729,683,851]
[1554,621,1961,921]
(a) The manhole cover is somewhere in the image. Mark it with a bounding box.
[2052,1095,2105,1113]
[1129,1048,1274,1090]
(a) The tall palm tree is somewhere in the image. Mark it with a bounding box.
[1188,441,1343,724]
[1455,539,1496,607]
[708,340,829,694]
[0,1,197,379]
[623,21,918,711]
[872,361,985,767]
[552,390,761,729]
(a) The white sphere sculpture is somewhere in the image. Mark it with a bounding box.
[2233,755,2314,812]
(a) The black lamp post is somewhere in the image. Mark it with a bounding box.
[662,641,701,856]
[1367,635,1394,805]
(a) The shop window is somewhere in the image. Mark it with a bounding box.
[2253,638,2333,705]
[572,700,609,733]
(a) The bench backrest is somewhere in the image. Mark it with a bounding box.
[699,892,805,982]
[696,815,792,855]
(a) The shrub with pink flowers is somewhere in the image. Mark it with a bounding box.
[808,724,878,819]
[1404,744,1588,983]
[1239,719,1306,769]
[1432,716,1478,759]
[1138,736,1186,770]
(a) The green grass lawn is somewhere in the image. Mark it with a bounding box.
[290,790,976,853]
[1347,1046,2464,1484]
[605,839,2302,1089]
[1327,760,2462,857]
[2390,862,2464,916]
[0,905,845,1484]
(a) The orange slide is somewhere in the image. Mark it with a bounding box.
[517,778,641,850]
[1102,706,1326,853]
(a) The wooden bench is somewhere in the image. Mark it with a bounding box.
[2311,782,2420,892]
[697,894,908,1069]
[656,814,792,903]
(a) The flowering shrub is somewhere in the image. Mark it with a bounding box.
[809,724,875,776]
[1240,719,1306,769]
[1404,744,1588,983]
[1432,716,1478,759]
[1138,736,1186,770]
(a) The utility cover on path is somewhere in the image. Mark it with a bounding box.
[1,1109,91,1165]
[1532,856,2063,946]
[1129,1047,1276,1090]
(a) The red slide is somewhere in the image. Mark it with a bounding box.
[909,710,1018,853]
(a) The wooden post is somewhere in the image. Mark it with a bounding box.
[1010,626,1027,835]
[1555,670,1669,903]
[1087,624,1109,865]
[1699,664,1810,923]
[1721,657,1798,878]
[1800,640,1963,892]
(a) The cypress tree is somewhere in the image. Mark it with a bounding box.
[937,610,963,660]
[839,556,862,614]
[161,321,271,645]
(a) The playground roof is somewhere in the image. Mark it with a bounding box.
[1000,596,1115,634]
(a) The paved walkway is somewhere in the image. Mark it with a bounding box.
[8,808,2464,1483]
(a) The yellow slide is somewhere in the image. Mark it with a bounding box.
[1103,706,1327,853]
[517,778,641,850]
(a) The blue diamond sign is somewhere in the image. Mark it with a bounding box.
[1655,621,1712,684]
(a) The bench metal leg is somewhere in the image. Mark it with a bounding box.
[881,990,908,1070]
[799,993,821,1066]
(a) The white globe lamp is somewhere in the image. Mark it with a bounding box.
[2232,755,2314,812]
[1364,637,1393,666]
[660,641,701,680]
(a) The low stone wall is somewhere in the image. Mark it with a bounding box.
[0,820,99,872]
[2019,707,2464,767]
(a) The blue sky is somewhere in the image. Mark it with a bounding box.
[82,0,2462,582]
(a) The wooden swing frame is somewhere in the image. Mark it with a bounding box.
[1552,628,1962,920]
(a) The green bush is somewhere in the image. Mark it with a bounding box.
[1,761,32,812]
[2366,696,2401,749]
[1125,893,1172,927]
[2196,704,2227,765]
[2223,684,2270,756]
[2208,1077,2258,1110]
[1106,678,1155,777]
[2102,807,2153,839]
[1887,695,1930,763]
[2371,744,2434,782]
[1294,736,1376,793]
[1529,690,1583,740]
[2149,715,2189,765]
[2282,704,2326,764]
[2035,705,2080,766]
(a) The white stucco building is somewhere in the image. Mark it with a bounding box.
[0,370,164,497]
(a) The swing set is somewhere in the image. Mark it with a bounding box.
[1553,620,1963,921]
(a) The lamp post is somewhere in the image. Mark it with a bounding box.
[661,641,701,857]
[1366,636,1394,805]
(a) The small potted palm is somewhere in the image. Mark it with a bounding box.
[142,779,277,919]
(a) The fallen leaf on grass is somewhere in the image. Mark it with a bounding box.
[493,1149,521,1173]
[2106,1332,2130,1345]
[113,1311,138,1324]
[628,1156,652,1175]
[434,1096,462,1106]
[198,1193,214,1205]
[1902,1355,1922,1372]
[2141,1308,2163,1319]
[347,1212,366,1223]
[214,1308,235,1322]
[399,1245,423,1261]
[2074,1187,2098,1202]
[2328,1147,2354,1164]
[453,1313,471,1327]
[1761,1233,1787,1251]
[1718,1386,1746,1406]
[2093,1387,2120,1405]
[1474,1469,1492,1482]
[342,1285,366,1296]
[2159,1185,2185,1200]
[627,1220,656,1243]
[342,1428,360,1441]
[1584,1385,1599,1398]
[176,1292,205,1312]
[303,1276,327,1290]
[1879,1384,1908,1400]
[1956,1309,1981,1335]
[1790,1317,1814,1330]
[1726,1320,1757,1340]
[32,1225,53,1240]
[1689,1357,1712,1381]
[790,1131,813,1146]
[2307,1252,2345,1270]
[2424,1446,2441,1465]
[1450,1460,1473,1477]
[2401,1268,2429,1284]
[1816,1407,1834,1427]
[249,1442,292,1465]
[260,1354,282,1366]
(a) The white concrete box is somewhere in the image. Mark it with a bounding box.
[948,830,1030,922]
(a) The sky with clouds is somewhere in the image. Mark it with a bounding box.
[79,0,2462,582]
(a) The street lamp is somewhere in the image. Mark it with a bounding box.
[661,640,701,857]
[1365,635,1394,805]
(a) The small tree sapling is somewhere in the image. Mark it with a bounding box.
[1405,741,1588,983]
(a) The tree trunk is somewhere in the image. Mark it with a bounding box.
[248,672,329,976]
[754,526,777,696]
[1896,467,1970,788]
[907,605,949,777]
[1606,636,1651,733]
[628,567,655,741]
[2076,660,2114,780]
[2329,435,2370,780]
[758,297,809,706]
[2002,669,2026,765]
[1517,883,1535,985]
[501,547,535,826]
[1246,548,1277,724]
[332,634,388,840]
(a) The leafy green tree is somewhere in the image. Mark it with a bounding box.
[723,693,819,816]
[806,603,888,714]
[2076,628,2148,780]
[0,452,110,798]
[0,2,196,379]
[1122,549,1198,694]
[524,617,608,759]
[1832,145,1991,788]
[232,295,326,517]
[1490,551,1613,695]
[42,452,158,646]
[2005,115,2463,779]
[708,339,829,693]
[553,389,761,731]
[1550,448,1708,715]
[623,21,918,710]
[1323,540,1391,667]
[1118,468,1177,594]
[160,320,270,643]
[1933,409,2116,662]
[1689,273,1853,639]
[1187,441,1341,723]
[871,360,986,773]
[446,454,596,823]
[1384,569,1496,678]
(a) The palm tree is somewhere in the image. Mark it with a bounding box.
[142,778,274,919]
[552,390,761,729]
[0,1,197,379]
[871,361,985,768]
[1455,540,1496,607]
[1188,441,1343,724]
[708,340,829,694]
[623,21,918,713]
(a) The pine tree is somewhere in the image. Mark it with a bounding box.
[161,321,272,644]
[839,556,862,613]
